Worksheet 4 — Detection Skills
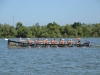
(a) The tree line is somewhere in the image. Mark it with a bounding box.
[0,22,100,38]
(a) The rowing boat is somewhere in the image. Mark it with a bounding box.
[7,39,90,48]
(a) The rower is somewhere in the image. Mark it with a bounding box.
[59,39,62,44]
[19,37,25,42]
[44,39,50,44]
[67,39,71,44]
[51,39,58,44]
[67,39,74,44]
[36,38,42,44]
[62,39,65,44]
[27,38,34,44]
[70,39,74,44]
[76,38,81,44]
[59,39,65,44]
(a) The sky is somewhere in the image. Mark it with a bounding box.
[0,0,100,26]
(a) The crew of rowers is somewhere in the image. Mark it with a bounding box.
[19,37,81,44]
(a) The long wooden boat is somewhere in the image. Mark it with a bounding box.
[7,39,90,48]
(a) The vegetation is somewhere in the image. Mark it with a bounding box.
[0,22,100,38]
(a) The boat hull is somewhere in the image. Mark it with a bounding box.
[8,40,90,48]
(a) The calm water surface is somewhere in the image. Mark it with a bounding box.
[0,38,100,75]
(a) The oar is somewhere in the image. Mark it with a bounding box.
[5,38,8,41]
[90,42,100,45]
[82,39,90,42]
[83,40,100,46]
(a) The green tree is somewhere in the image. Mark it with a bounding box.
[82,25,92,37]
[16,22,26,37]
[47,22,62,38]
[9,26,17,37]
[0,22,100,38]
[64,24,73,37]
[72,22,82,29]
[41,26,50,38]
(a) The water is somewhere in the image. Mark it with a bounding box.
[0,38,100,75]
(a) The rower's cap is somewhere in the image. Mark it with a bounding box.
[27,38,30,39]
[46,39,48,40]
[62,39,64,40]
